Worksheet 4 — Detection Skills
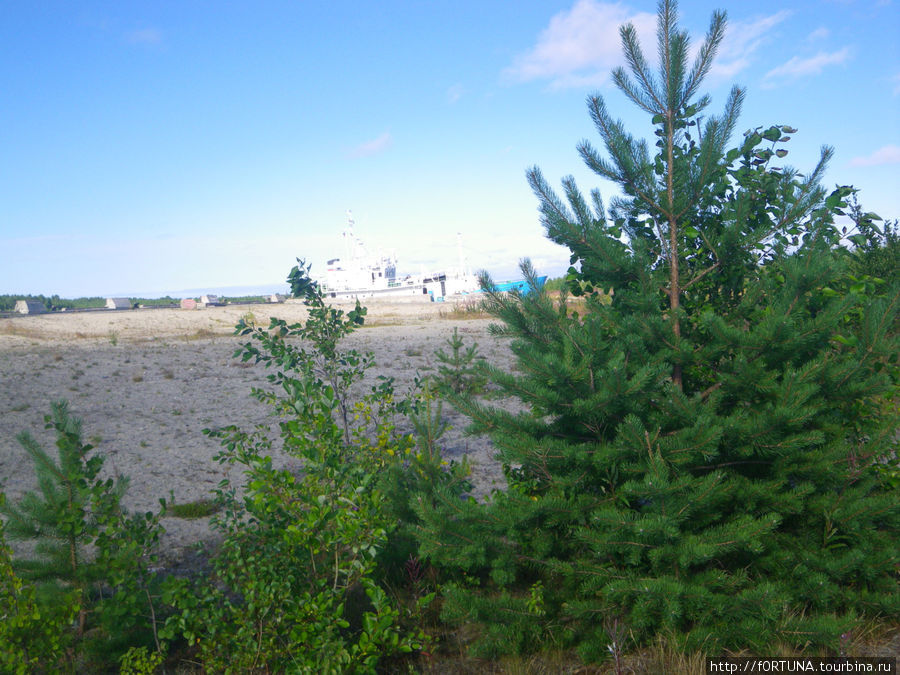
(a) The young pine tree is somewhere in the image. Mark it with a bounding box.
[1,401,167,668]
[415,0,899,660]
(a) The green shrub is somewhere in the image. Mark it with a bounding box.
[160,261,441,672]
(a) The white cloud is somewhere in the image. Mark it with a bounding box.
[503,0,655,89]
[806,26,830,42]
[446,83,464,104]
[125,28,162,45]
[849,144,900,167]
[709,10,792,80]
[763,47,851,86]
[347,132,393,158]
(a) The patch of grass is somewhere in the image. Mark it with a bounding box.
[0,321,45,339]
[438,299,491,320]
[132,373,144,383]
[167,499,220,519]
[183,327,219,341]
[162,367,175,380]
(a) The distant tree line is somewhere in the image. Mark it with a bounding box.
[0,295,182,312]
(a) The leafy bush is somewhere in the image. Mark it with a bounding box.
[160,261,443,672]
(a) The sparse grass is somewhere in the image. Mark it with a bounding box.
[10,402,30,412]
[360,317,407,327]
[108,330,119,346]
[167,499,220,519]
[438,298,491,320]
[402,617,900,673]
[132,373,144,383]
[162,367,175,380]
[183,327,219,341]
[0,321,46,339]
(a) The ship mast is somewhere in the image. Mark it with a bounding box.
[456,232,468,277]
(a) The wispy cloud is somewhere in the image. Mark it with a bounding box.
[709,10,792,80]
[446,83,464,104]
[502,0,655,89]
[892,72,900,96]
[806,26,830,42]
[850,144,900,167]
[763,47,851,86]
[125,28,162,45]
[348,132,393,158]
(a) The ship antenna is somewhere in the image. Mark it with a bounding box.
[457,232,468,277]
[343,210,355,262]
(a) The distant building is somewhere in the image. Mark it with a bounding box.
[180,298,198,310]
[200,294,222,307]
[14,300,46,315]
[268,293,286,303]
[106,297,131,310]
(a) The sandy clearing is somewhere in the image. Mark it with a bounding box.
[0,300,513,567]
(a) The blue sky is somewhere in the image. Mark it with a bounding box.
[2,0,898,298]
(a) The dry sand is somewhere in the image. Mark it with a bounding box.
[0,300,514,568]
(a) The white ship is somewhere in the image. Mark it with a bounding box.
[321,212,479,302]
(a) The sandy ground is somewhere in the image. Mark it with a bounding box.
[0,299,513,568]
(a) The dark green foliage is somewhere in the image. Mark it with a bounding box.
[415,0,899,660]
[0,401,167,669]
[219,294,268,304]
[128,295,180,308]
